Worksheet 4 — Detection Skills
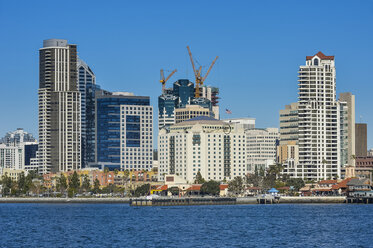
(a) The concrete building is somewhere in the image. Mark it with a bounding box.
[0,128,36,145]
[175,104,212,124]
[38,39,81,173]
[95,91,153,171]
[297,52,340,180]
[158,116,247,182]
[278,103,299,177]
[246,128,279,173]
[201,86,220,119]
[339,93,355,166]
[355,123,367,157]
[0,141,38,172]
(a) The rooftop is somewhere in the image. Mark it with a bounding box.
[306,51,335,61]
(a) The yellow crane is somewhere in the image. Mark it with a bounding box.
[160,69,177,94]
[187,46,218,98]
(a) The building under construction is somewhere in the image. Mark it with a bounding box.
[158,47,220,130]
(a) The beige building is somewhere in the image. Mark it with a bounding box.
[246,128,279,173]
[175,105,212,124]
[339,92,356,166]
[158,116,247,182]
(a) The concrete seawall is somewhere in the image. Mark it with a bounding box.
[0,197,131,204]
[279,196,346,204]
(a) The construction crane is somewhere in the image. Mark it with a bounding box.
[160,69,177,94]
[187,46,218,98]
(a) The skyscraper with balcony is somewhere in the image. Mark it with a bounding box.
[297,52,340,180]
[38,39,81,173]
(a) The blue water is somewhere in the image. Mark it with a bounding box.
[0,204,372,248]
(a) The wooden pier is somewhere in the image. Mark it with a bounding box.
[130,197,237,206]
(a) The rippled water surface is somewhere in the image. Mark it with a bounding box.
[0,203,372,247]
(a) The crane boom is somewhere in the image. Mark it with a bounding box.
[187,46,198,79]
[160,68,177,94]
[202,56,218,83]
[165,69,177,82]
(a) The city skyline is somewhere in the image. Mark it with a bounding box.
[0,1,372,148]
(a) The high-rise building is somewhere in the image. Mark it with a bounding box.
[95,91,153,171]
[246,128,279,173]
[0,128,36,145]
[355,123,367,157]
[158,79,219,130]
[78,58,99,168]
[297,52,340,180]
[158,116,247,182]
[38,39,81,173]
[339,93,355,166]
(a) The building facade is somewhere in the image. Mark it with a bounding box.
[339,92,356,166]
[38,39,81,173]
[296,52,342,180]
[78,58,99,168]
[246,128,279,173]
[0,128,36,145]
[158,116,247,182]
[355,123,367,157]
[95,91,153,171]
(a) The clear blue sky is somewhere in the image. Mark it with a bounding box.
[0,0,372,149]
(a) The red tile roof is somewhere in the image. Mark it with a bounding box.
[187,185,202,191]
[306,51,334,61]
[331,178,353,190]
[318,180,338,185]
[277,186,290,190]
[219,184,228,190]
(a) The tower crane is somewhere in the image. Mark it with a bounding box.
[186,46,218,98]
[160,69,177,94]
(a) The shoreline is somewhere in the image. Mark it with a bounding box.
[0,196,348,205]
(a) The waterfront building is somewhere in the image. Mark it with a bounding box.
[38,39,81,173]
[278,103,299,177]
[95,91,153,171]
[246,128,279,173]
[355,123,367,157]
[0,128,36,145]
[339,93,356,166]
[78,58,99,168]
[0,141,38,172]
[297,52,341,180]
[158,116,247,182]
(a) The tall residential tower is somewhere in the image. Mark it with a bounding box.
[38,39,81,173]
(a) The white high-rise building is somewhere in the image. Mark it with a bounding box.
[38,39,81,173]
[158,116,247,182]
[246,128,279,173]
[298,52,340,180]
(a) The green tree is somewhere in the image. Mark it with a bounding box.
[1,173,13,196]
[228,176,244,195]
[69,171,80,193]
[82,175,91,192]
[56,174,68,194]
[134,184,150,197]
[93,178,100,194]
[201,180,220,196]
[286,178,305,192]
[194,171,206,184]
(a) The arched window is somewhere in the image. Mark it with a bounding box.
[314,58,319,66]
